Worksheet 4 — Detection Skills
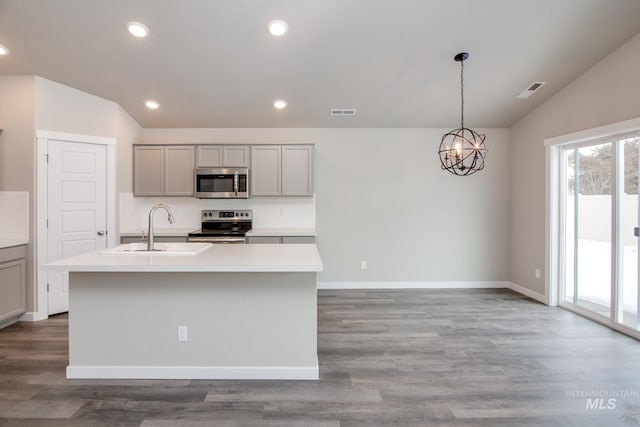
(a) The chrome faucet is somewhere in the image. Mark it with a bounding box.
[147,203,175,251]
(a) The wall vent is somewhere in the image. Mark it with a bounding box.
[516,81,546,99]
[330,108,357,116]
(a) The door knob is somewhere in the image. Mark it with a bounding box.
[97,230,106,236]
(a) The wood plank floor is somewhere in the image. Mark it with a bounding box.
[1,289,640,426]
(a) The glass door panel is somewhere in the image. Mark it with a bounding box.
[563,143,612,317]
[620,137,640,330]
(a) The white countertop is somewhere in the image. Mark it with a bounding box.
[120,228,317,238]
[44,243,323,273]
[119,228,197,237]
[245,228,317,237]
[0,238,28,249]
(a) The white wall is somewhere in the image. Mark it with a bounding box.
[35,77,118,136]
[509,32,640,295]
[142,128,510,284]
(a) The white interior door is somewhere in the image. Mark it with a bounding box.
[47,140,107,314]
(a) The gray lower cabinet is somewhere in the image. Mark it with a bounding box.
[120,236,188,244]
[247,236,315,244]
[133,145,195,196]
[0,245,27,325]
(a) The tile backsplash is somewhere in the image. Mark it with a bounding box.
[119,193,315,232]
[0,191,29,239]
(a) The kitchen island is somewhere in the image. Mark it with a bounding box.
[45,244,323,380]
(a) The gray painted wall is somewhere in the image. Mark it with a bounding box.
[0,76,36,310]
[509,33,640,295]
[3,30,638,309]
[0,76,142,314]
[141,128,510,283]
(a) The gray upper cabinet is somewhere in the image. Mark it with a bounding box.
[196,145,250,167]
[164,145,195,196]
[251,145,314,197]
[133,145,194,196]
[133,146,164,196]
[251,145,282,196]
[196,145,222,167]
[282,145,314,196]
[223,146,250,167]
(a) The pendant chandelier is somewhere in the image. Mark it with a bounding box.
[438,52,487,176]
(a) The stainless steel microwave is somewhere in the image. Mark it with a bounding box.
[195,167,249,199]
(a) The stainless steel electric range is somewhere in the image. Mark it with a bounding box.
[187,210,252,244]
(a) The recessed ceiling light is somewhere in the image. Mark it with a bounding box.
[273,99,287,109]
[128,21,149,38]
[0,44,9,55]
[144,100,159,109]
[267,20,288,36]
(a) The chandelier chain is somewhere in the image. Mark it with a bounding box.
[460,59,464,129]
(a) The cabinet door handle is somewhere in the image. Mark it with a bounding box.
[97,230,105,236]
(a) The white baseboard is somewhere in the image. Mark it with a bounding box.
[0,317,19,329]
[505,281,548,304]
[18,311,48,322]
[317,281,549,305]
[318,281,511,290]
[66,363,319,380]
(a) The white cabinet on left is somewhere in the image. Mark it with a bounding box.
[0,245,26,327]
[133,145,195,196]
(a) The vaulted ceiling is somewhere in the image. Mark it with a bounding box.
[1,0,640,128]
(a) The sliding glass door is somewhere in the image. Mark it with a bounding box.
[620,137,640,329]
[563,143,612,318]
[560,134,640,333]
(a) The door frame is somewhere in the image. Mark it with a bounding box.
[545,116,640,340]
[35,130,116,320]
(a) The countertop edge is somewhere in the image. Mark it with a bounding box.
[245,228,317,237]
[44,265,323,273]
[0,239,29,249]
[43,243,323,273]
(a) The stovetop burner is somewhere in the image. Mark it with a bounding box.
[187,209,253,239]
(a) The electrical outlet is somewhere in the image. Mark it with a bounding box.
[361,260,367,270]
[535,269,541,279]
[177,326,188,342]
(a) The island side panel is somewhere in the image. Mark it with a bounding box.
[68,271,317,379]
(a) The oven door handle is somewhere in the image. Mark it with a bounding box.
[234,170,239,196]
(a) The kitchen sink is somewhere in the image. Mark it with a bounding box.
[101,242,212,255]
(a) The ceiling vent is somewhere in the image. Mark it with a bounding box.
[516,81,546,99]
[330,108,357,116]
